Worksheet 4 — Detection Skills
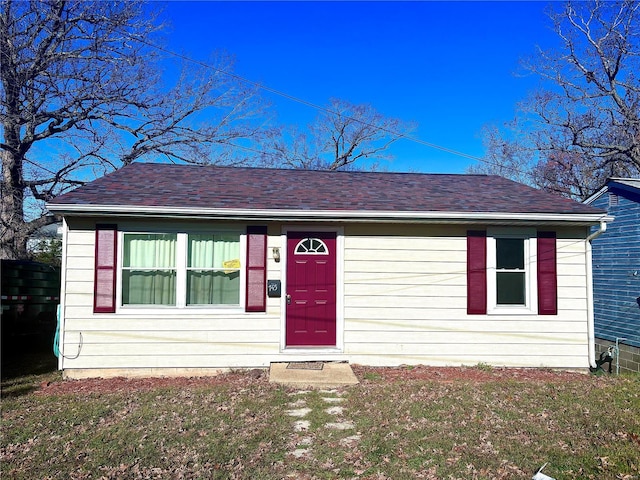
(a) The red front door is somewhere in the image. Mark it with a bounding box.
[286,231,337,347]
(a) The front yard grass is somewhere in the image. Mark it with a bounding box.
[1,368,638,479]
[343,377,639,479]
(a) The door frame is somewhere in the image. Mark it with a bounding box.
[280,225,344,353]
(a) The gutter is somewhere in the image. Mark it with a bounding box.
[585,220,607,369]
[46,203,610,226]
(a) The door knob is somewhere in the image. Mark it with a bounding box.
[286,294,291,305]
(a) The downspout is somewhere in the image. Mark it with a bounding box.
[586,220,607,370]
[57,217,70,372]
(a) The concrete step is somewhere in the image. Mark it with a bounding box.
[269,362,359,388]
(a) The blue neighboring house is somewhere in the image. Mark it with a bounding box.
[585,178,640,372]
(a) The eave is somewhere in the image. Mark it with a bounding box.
[46,203,612,226]
[583,186,609,205]
[584,178,640,205]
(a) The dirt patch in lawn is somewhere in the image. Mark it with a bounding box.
[351,365,590,383]
[33,365,590,396]
[35,369,267,396]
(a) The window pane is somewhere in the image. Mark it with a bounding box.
[187,270,240,305]
[123,271,176,305]
[294,238,329,255]
[497,272,525,305]
[188,234,240,268]
[122,234,177,305]
[123,234,176,268]
[496,238,524,269]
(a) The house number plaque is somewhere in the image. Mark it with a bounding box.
[267,280,281,297]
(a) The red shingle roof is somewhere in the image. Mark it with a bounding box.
[48,162,604,216]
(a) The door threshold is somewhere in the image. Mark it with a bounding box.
[282,347,342,354]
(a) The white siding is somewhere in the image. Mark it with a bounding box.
[59,218,281,373]
[341,225,591,368]
[59,219,592,375]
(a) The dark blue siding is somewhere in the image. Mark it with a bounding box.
[590,186,640,348]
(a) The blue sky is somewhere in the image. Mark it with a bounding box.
[161,1,558,173]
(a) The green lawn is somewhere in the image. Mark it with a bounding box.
[1,366,638,479]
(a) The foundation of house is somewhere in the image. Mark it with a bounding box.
[595,338,640,373]
[62,367,234,380]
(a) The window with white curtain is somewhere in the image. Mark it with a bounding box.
[121,231,241,307]
[122,233,177,305]
[187,234,240,305]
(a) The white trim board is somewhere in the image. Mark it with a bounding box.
[47,203,611,226]
[279,226,345,353]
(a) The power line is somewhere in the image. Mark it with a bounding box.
[130,35,497,166]
[19,31,529,179]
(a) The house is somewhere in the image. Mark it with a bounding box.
[584,178,640,373]
[27,222,63,253]
[46,163,611,379]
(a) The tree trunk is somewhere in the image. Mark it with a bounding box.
[1,149,28,260]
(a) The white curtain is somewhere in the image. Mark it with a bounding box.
[187,234,240,305]
[123,234,177,305]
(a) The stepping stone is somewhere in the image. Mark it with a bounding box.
[294,420,310,431]
[287,408,312,417]
[325,406,344,415]
[320,389,339,394]
[298,437,313,446]
[339,434,362,446]
[291,448,309,458]
[291,390,312,395]
[322,397,344,403]
[326,421,355,430]
[288,398,307,408]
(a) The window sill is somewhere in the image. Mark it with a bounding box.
[487,305,537,316]
[115,306,246,315]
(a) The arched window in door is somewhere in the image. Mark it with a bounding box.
[294,238,329,255]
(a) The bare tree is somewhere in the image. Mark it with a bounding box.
[471,0,640,199]
[1,0,268,259]
[467,124,533,186]
[266,98,414,171]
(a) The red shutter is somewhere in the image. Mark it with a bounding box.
[537,231,557,315]
[94,224,117,313]
[467,230,487,315]
[246,226,267,312]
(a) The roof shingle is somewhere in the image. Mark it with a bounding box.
[49,162,604,216]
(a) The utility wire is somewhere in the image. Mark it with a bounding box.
[130,34,505,166]
[24,33,530,179]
